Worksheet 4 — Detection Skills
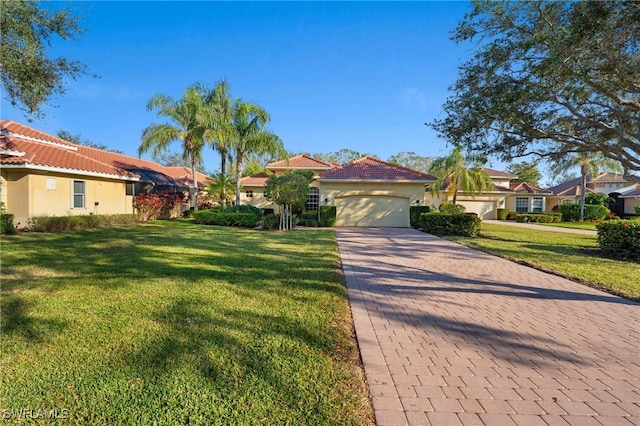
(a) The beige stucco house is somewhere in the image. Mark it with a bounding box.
[425,168,553,220]
[240,155,437,227]
[0,121,208,227]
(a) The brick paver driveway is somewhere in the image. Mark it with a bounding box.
[336,228,639,426]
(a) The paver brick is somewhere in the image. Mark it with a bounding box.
[336,229,640,426]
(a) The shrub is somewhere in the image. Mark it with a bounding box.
[419,213,481,237]
[585,193,610,206]
[507,212,517,220]
[192,210,258,227]
[223,204,263,220]
[514,213,562,223]
[597,220,640,261]
[134,192,184,221]
[559,203,608,221]
[297,211,319,227]
[261,214,281,230]
[1,213,15,234]
[409,206,430,228]
[319,205,336,227]
[438,202,465,215]
[27,214,139,232]
[497,208,509,220]
[635,205,640,215]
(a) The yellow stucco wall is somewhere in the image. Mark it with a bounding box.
[2,169,134,226]
[240,185,275,210]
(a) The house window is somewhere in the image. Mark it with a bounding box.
[125,182,135,196]
[245,190,253,198]
[306,187,319,211]
[73,180,86,209]
[562,199,574,205]
[515,197,528,213]
[532,197,543,213]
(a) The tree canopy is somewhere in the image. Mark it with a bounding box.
[430,1,640,183]
[1,0,87,117]
[386,151,434,174]
[506,161,542,187]
[304,148,372,165]
[264,171,313,231]
[56,130,122,154]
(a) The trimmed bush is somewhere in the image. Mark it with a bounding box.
[223,204,263,220]
[1,213,15,234]
[438,202,465,214]
[297,211,319,227]
[507,212,517,221]
[192,210,258,227]
[410,206,431,228]
[497,208,509,220]
[134,192,185,221]
[597,219,640,261]
[514,213,562,223]
[419,213,481,237]
[27,214,139,232]
[261,214,281,230]
[559,203,609,221]
[319,205,336,227]
[635,205,640,215]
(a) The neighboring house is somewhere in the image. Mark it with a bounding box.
[240,155,437,227]
[0,121,208,227]
[546,172,638,216]
[425,168,552,220]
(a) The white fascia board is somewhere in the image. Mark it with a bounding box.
[3,131,78,151]
[1,163,139,181]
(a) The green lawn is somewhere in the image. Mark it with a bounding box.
[0,221,373,425]
[527,221,599,231]
[450,223,640,302]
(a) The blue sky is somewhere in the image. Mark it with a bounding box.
[2,1,484,173]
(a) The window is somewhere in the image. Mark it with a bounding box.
[73,180,86,208]
[245,190,253,198]
[562,199,574,205]
[515,197,528,213]
[532,197,543,213]
[305,187,319,211]
[125,182,135,196]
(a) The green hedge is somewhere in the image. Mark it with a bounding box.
[27,214,140,232]
[597,219,640,261]
[223,204,263,220]
[635,205,640,215]
[1,213,15,234]
[192,210,258,227]
[438,202,466,214]
[261,214,281,230]
[497,208,509,220]
[297,211,319,227]
[319,206,336,227]
[559,203,609,221]
[419,213,481,237]
[515,212,562,223]
[409,206,431,228]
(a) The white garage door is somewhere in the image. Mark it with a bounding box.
[457,200,496,219]
[335,196,410,227]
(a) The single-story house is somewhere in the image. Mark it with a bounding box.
[0,120,208,227]
[240,155,437,227]
[546,172,639,216]
[424,168,553,220]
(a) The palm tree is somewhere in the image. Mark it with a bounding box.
[200,80,234,177]
[207,172,236,206]
[228,101,285,206]
[140,86,207,210]
[428,145,493,204]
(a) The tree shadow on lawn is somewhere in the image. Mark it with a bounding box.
[0,296,68,343]
[119,296,349,422]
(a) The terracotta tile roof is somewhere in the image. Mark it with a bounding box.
[0,120,77,147]
[267,154,335,170]
[320,157,436,181]
[240,172,270,186]
[509,182,553,194]
[482,167,517,179]
[0,121,206,187]
[589,172,628,183]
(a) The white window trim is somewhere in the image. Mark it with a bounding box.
[72,180,86,209]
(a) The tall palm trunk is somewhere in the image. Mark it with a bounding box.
[220,152,227,208]
[191,154,199,210]
[579,167,587,221]
[235,150,243,206]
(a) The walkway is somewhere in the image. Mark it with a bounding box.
[483,220,597,235]
[336,228,639,426]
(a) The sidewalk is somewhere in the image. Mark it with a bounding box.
[337,228,639,426]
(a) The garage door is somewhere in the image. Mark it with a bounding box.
[335,196,410,227]
[457,200,496,219]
